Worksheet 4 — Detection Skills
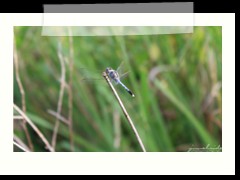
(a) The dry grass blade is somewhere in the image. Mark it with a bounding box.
[51,42,66,151]
[113,110,121,149]
[14,135,31,152]
[67,27,74,151]
[13,142,30,152]
[47,109,70,125]
[14,116,24,120]
[13,104,54,152]
[14,40,34,151]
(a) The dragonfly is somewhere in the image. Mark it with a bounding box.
[79,62,135,97]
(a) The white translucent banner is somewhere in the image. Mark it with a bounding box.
[42,3,194,36]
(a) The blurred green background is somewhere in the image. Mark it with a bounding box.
[14,26,222,152]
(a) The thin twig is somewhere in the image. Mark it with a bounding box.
[68,28,74,151]
[14,135,31,152]
[13,142,29,152]
[51,43,66,151]
[47,109,70,125]
[102,72,146,152]
[14,41,34,151]
[13,104,54,152]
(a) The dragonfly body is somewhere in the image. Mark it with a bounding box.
[79,62,135,97]
[106,67,135,97]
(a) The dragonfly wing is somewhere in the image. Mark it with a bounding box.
[77,68,103,83]
[119,71,130,80]
[116,61,130,80]
[116,61,125,73]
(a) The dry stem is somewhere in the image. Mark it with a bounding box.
[102,72,146,152]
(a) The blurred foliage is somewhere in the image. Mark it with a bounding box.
[14,26,222,152]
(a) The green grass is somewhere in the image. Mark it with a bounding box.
[14,26,222,152]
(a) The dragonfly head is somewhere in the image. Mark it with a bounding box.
[105,67,112,74]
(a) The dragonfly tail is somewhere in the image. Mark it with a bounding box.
[118,80,135,97]
[127,89,135,97]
